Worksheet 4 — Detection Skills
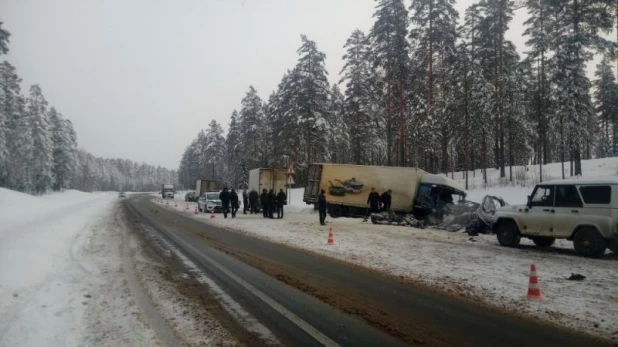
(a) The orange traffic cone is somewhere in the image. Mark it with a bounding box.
[327,227,334,245]
[210,209,216,219]
[194,206,198,215]
[527,264,542,300]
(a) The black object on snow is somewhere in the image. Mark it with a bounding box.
[567,273,586,281]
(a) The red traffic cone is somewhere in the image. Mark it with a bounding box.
[194,206,198,215]
[174,201,177,208]
[166,199,169,206]
[327,227,334,245]
[210,209,216,219]
[527,264,542,300]
[185,203,189,212]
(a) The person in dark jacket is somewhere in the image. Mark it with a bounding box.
[367,188,380,213]
[268,189,277,219]
[230,189,239,218]
[260,189,268,218]
[318,190,327,225]
[219,188,231,219]
[276,188,287,219]
[249,189,259,214]
[380,189,392,212]
[242,190,249,214]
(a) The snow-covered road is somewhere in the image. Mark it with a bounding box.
[162,197,618,341]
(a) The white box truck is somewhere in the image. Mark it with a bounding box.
[303,163,466,218]
[248,168,288,210]
[161,183,175,199]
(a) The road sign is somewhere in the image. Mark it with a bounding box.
[287,175,295,185]
[287,164,295,175]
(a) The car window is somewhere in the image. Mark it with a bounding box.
[554,185,583,208]
[206,193,219,200]
[578,186,611,204]
[530,185,554,207]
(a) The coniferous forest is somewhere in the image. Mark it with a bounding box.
[0,23,177,194]
[179,0,617,190]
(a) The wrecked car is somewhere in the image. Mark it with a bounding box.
[440,195,508,234]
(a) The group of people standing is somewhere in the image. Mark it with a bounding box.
[259,188,287,219]
[221,187,287,219]
[218,188,241,219]
[367,188,392,213]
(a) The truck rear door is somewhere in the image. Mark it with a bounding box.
[304,164,322,203]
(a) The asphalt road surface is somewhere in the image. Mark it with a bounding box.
[125,196,613,347]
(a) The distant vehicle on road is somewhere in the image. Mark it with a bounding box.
[185,191,197,202]
[198,192,223,213]
[161,183,174,199]
[494,178,618,257]
[118,192,126,198]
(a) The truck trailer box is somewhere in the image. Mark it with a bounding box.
[303,163,465,218]
[195,179,219,197]
[303,164,425,212]
[248,168,288,194]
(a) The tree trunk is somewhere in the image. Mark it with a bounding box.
[386,75,392,166]
[575,145,582,176]
[398,79,405,166]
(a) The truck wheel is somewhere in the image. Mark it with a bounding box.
[198,206,203,212]
[496,220,521,247]
[370,216,377,224]
[573,228,606,258]
[532,237,555,248]
[328,205,341,218]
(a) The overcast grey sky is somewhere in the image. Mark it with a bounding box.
[1,0,614,169]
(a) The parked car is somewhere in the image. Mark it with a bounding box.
[198,192,223,212]
[185,191,197,202]
[493,178,618,258]
[118,192,126,198]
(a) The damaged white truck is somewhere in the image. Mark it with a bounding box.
[493,178,618,258]
[303,163,466,220]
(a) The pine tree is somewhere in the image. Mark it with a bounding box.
[0,61,23,185]
[340,29,373,164]
[49,108,77,190]
[463,0,516,178]
[237,86,266,173]
[326,84,349,163]
[593,56,618,157]
[549,0,616,176]
[523,0,553,180]
[0,22,9,56]
[370,0,410,165]
[409,0,459,172]
[226,110,243,187]
[203,120,227,185]
[293,35,331,181]
[28,85,54,194]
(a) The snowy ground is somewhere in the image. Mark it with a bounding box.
[444,157,618,192]
[0,188,236,347]
[160,185,618,341]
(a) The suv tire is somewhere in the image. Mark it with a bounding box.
[532,237,555,248]
[496,220,521,247]
[573,228,606,258]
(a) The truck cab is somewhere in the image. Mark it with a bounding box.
[412,174,466,221]
[161,184,175,199]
